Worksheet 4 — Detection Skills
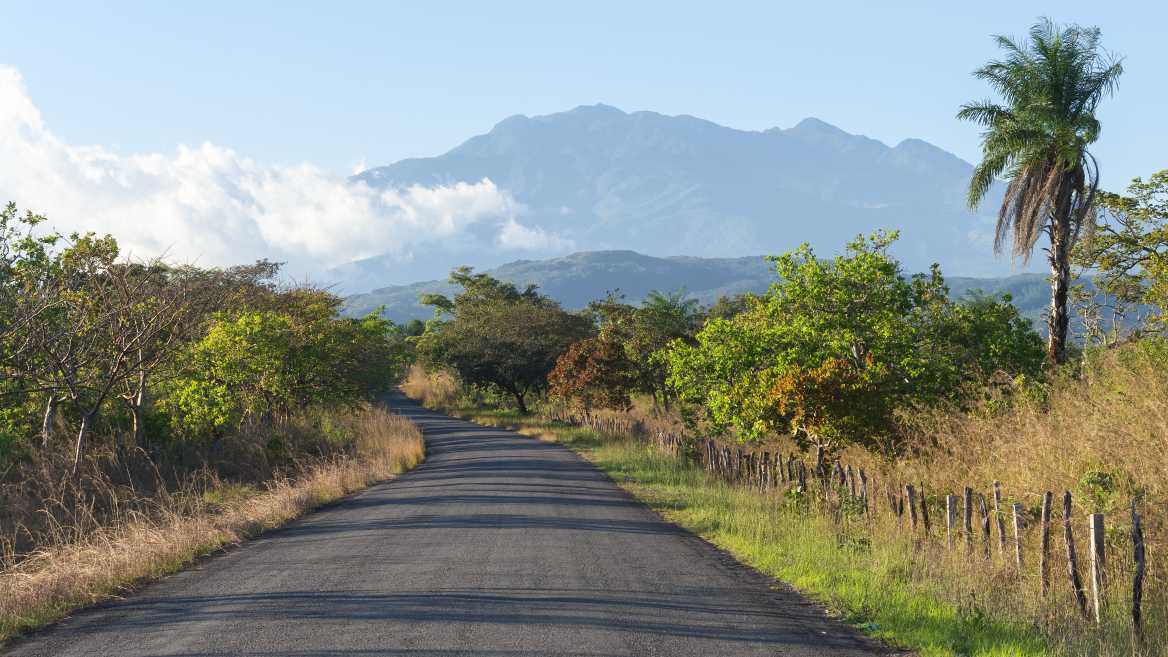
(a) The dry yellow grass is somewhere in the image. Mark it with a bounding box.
[400,364,459,409]
[0,404,423,643]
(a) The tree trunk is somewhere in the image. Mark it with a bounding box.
[129,370,147,448]
[71,411,94,479]
[1047,216,1072,365]
[510,387,529,414]
[41,395,58,448]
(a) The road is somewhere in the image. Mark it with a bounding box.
[4,398,890,657]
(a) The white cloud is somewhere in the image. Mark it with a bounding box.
[497,218,576,251]
[0,66,569,280]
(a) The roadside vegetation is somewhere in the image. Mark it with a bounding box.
[403,20,1168,652]
[0,206,424,642]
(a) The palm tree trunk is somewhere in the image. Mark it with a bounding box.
[1047,217,1072,365]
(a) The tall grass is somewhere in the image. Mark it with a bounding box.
[0,404,423,643]
[400,364,459,409]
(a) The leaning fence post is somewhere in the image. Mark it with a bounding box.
[905,485,919,533]
[1063,492,1089,618]
[858,469,869,515]
[978,494,991,559]
[1132,500,1145,643]
[963,487,973,550]
[919,484,931,534]
[1039,492,1052,597]
[1089,513,1106,624]
[1012,503,1025,570]
[993,481,1006,556]
[946,495,959,549]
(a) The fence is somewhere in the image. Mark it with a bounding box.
[552,411,1150,640]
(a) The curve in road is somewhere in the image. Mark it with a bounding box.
[4,398,891,657]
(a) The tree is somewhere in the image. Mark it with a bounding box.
[585,290,700,409]
[163,291,407,440]
[416,268,591,413]
[1074,170,1168,333]
[959,19,1122,364]
[704,293,757,322]
[548,337,636,415]
[663,232,1043,455]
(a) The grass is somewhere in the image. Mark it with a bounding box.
[0,404,424,645]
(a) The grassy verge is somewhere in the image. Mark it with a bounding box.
[449,406,1052,657]
[0,405,424,644]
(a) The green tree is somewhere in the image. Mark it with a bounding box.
[417,268,591,413]
[585,290,700,409]
[1074,170,1168,333]
[959,19,1122,365]
[663,232,1043,455]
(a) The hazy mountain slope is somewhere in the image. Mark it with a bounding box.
[342,250,1058,328]
[345,104,1009,292]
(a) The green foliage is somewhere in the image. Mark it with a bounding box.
[416,268,592,412]
[161,302,407,439]
[1074,170,1168,334]
[663,232,1044,453]
[1075,466,1143,515]
[1,204,407,461]
[585,289,701,408]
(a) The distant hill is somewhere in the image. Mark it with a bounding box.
[337,104,1016,293]
[343,250,1060,329]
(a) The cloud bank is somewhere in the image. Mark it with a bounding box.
[0,66,571,280]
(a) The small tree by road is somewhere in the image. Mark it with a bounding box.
[417,268,591,413]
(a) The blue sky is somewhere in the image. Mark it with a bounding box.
[0,1,1163,282]
[3,1,1163,185]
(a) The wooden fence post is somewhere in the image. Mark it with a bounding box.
[919,485,931,534]
[1012,503,1024,570]
[946,495,959,549]
[963,487,973,550]
[1132,500,1145,643]
[906,485,919,533]
[1089,513,1106,624]
[993,481,1006,556]
[1063,492,1089,618]
[1039,492,1052,597]
[858,469,868,515]
[978,494,991,559]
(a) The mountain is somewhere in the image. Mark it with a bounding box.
[341,104,1012,293]
[342,250,1058,329]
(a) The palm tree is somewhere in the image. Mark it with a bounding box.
[959,19,1122,364]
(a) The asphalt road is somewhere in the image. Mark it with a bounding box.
[4,398,890,657]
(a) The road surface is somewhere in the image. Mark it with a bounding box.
[4,397,890,656]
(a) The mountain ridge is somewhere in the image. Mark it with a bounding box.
[338,104,1011,293]
[341,249,1053,327]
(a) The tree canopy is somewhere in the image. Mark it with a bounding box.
[416,268,591,413]
[662,232,1043,454]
